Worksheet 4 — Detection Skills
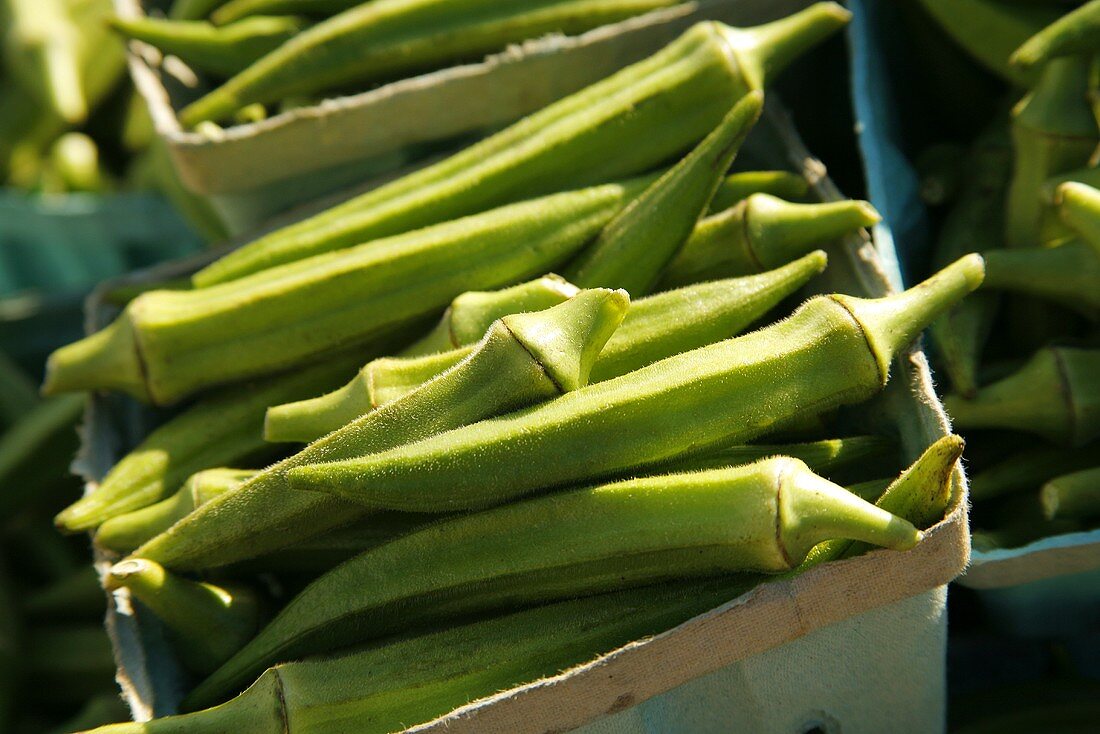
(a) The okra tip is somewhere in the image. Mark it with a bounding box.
[42,317,148,402]
[1056,181,1100,217]
[103,558,159,592]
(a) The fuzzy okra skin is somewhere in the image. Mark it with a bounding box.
[708,170,808,213]
[189,457,920,708]
[969,444,1100,503]
[54,352,374,534]
[108,15,308,79]
[943,347,1100,447]
[268,251,828,442]
[1057,182,1100,258]
[981,240,1100,316]
[1011,0,1100,71]
[105,559,263,675]
[135,289,629,571]
[1041,466,1100,521]
[291,257,984,512]
[44,182,643,405]
[655,193,879,290]
[190,4,850,286]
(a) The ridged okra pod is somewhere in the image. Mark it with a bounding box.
[1041,466,1100,521]
[1011,0,1100,71]
[54,352,372,533]
[106,559,264,675]
[943,346,1100,446]
[96,469,258,554]
[44,182,643,404]
[980,240,1100,316]
[84,579,760,734]
[708,169,808,213]
[655,193,878,289]
[109,15,307,78]
[565,92,763,294]
[189,457,921,707]
[290,257,984,512]
[191,4,850,285]
[134,289,629,571]
[969,443,1100,503]
[1057,181,1100,257]
[268,251,828,442]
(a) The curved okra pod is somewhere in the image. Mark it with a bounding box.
[969,443,1100,503]
[108,15,307,79]
[96,469,258,554]
[708,170,808,213]
[943,346,1100,446]
[1041,466,1100,521]
[289,257,984,512]
[268,251,828,441]
[1011,0,1100,71]
[191,4,850,285]
[565,92,763,294]
[135,289,629,571]
[106,559,264,675]
[189,457,920,707]
[980,240,1100,316]
[655,194,879,289]
[652,435,898,480]
[54,351,374,533]
[1057,181,1100,257]
[44,182,644,404]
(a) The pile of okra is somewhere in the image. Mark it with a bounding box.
[911,0,1100,550]
[36,4,991,733]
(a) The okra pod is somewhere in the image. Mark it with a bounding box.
[191,4,849,285]
[1,0,87,122]
[269,251,828,441]
[171,0,231,21]
[1057,181,1100,257]
[981,240,1100,316]
[943,346,1100,446]
[44,182,645,404]
[212,0,350,24]
[55,352,374,533]
[45,132,107,195]
[106,559,264,675]
[565,92,763,294]
[290,257,984,512]
[1011,0,1100,71]
[656,194,879,290]
[708,170,808,213]
[1041,466,1100,521]
[109,15,307,78]
[136,289,629,571]
[190,457,920,707]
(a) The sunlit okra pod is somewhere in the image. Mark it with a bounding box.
[969,443,1100,503]
[136,290,629,571]
[1041,466,1100,521]
[653,435,897,480]
[109,15,307,78]
[267,252,828,442]
[980,240,1100,316]
[708,169,808,213]
[189,457,921,707]
[191,4,850,285]
[1057,181,1100,258]
[943,346,1100,447]
[96,469,258,554]
[290,257,983,511]
[54,352,373,533]
[566,92,763,294]
[656,193,879,289]
[44,182,644,404]
[45,132,107,194]
[1011,0,1100,71]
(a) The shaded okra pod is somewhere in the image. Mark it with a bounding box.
[136,289,629,571]
[1011,0,1100,71]
[54,351,374,533]
[1041,466,1100,521]
[566,92,763,294]
[44,181,646,405]
[182,0,685,124]
[189,456,921,707]
[290,257,984,513]
[267,252,828,442]
[212,0,352,25]
[191,4,850,285]
[1057,181,1100,257]
[943,346,1100,447]
[0,394,83,519]
[655,193,879,290]
[106,559,264,675]
[969,443,1100,503]
[109,15,307,79]
[980,240,1100,316]
[96,469,258,554]
[22,567,105,622]
[84,579,762,734]
[708,169,808,213]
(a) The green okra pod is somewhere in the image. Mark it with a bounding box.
[980,240,1100,316]
[0,394,83,519]
[655,193,879,290]
[1011,0,1100,71]
[106,559,264,675]
[189,456,921,707]
[1057,181,1100,257]
[1,0,87,122]
[943,346,1100,446]
[96,469,258,554]
[136,289,629,571]
[171,0,231,20]
[565,91,763,294]
[969,443,1100,502]
[1041,466,1100,521]
[22,567,105,622]
[44,132,107,195]
[54,351,375,533]
[289,257,984,513]
[191,4,850,285]
[44,182,644,404]
[109,15,307,78]
[212,0,350,25]
[268,251,828,442]
[708,170,808,213]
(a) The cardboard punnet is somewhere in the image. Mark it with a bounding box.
[116,0,814,234]
[75,102,968,732]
